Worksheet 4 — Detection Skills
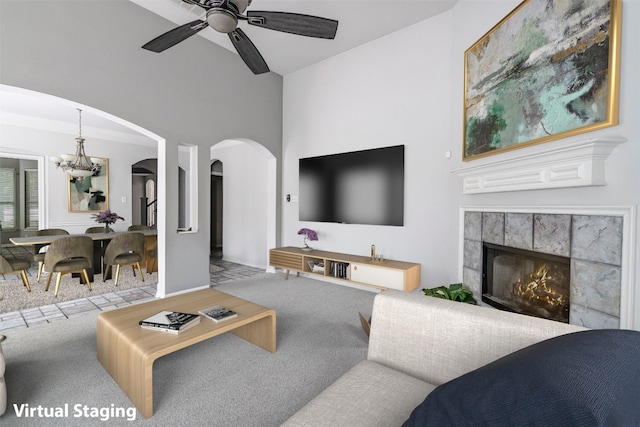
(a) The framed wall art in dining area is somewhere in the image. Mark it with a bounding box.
[68,157,109,212]
[463,0,622,161]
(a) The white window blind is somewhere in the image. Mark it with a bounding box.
[25,168,39,229]
[0,167,16,230]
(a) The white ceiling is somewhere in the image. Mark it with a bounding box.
[0,0,457,141]
[0,86,156,146]
[131,0,458,76]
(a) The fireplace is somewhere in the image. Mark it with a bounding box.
[464,210,628,329]
[482,243,570,323]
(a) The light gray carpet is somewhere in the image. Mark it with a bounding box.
[0,269,157,313]
[1,272,377,426]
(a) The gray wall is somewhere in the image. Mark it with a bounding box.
[0,0,283,294]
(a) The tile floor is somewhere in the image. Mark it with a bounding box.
[0,245,265,331]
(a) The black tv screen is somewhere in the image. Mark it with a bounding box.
[299,145,404,226]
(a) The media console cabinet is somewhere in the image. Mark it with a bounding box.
[269,246,421,291]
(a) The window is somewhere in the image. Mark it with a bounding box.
[0,167,16,230]
[24,169,39,229]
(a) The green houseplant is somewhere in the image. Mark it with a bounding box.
[422,283,477,305]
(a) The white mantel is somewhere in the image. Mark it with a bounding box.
[453,137,626,194]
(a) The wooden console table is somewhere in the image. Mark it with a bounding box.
[97,289,276,418]
[269,246,421,291]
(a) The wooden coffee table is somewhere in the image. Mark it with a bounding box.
[96,288,276,418]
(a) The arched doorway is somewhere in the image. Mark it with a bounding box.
[1,85,166,294]
[210,139,276,269]
[131,159,157,227]
[211,160,223,258]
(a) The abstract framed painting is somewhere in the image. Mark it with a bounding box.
[67,158,109,212]
[463,0,621,161]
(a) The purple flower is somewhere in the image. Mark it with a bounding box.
[92,210,125,225]
[297,228,318,241]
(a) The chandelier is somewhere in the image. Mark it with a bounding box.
[51,109,104,181]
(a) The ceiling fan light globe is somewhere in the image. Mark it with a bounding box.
[207,9,238,33]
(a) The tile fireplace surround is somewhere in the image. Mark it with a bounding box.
[461,207,636,329]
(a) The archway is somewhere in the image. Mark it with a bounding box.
[210,160,223,258]
[0,84,166,294]
[210,139,276,269]
[132,158,157,227]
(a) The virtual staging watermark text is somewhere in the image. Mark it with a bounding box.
[14,403,136,421]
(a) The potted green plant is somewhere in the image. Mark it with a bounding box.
[422,283,477,305]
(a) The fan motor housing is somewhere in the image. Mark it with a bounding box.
[207,8,238,33]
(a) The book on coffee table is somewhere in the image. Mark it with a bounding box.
[139,311,200,334]
[198,305,238,323]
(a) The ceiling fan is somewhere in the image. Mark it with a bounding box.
[142,0,339,75]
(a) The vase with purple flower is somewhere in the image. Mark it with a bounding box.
[92,209,124,233]
[298,228,318,252]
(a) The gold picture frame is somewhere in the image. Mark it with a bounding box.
[463,0,621,161]
[67,157,109,212]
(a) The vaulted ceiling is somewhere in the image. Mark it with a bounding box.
[131,0,458,76]
[1,0,457,139]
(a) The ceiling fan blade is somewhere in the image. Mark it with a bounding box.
[246,11,338,39]
[228,29,270,75]
[142,20,208,53]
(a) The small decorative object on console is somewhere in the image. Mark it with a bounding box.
[198,305,238,323]
[139,311,200,334]
[92,209,124,233]
[297,228,318,252]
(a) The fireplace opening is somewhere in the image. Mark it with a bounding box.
[482,243,570,323]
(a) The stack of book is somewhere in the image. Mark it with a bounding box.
[139,311,200,334]
[330,261,350,279]
[198,305,238,323]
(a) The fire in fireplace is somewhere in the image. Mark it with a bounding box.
[482,243,570,323]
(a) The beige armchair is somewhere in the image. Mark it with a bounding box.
[0,254,31,292]
[33,228,69,282]
[44,236,93,297]
[103,232,145,286]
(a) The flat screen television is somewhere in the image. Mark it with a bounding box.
[299,145,404,226]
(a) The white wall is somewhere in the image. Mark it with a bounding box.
[1,122,157,234]
[283,0,640,308]
[283,12,458,287]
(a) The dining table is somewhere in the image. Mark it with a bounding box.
[10,229,157,282]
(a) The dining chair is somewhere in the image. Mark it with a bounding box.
[44,236,93,297]
[127,225,151,231]
[0,254,31,292]
[33,228,69,282]
[85,226,106,234]
[148,241,158,274]
[103,232,145,286]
